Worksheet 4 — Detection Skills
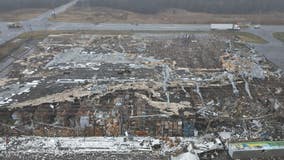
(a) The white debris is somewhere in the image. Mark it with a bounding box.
[251,64,265,79]
[49,104,55,109]
[45,47,161,70]
[226,72,239,96]
[243,77,253,99]
[194,83,204,105]
[0,98,12,106]
[56,79,91,84]
[1,137,153,153]
[172,151,199,160]
[252,120,262,128]
[273,99,281,110]
[80,116,90,128]
[218,132,232,140]
[162,64,171,108]
[22,69,35,75]
[0,80,40,106]
[275,87,282,94]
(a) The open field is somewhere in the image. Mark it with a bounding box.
[0,9,48,21]
[0,0,71,21]
[0,31,50,61]
[52,7,284,24]
[234,32,268,44]
[273,32,284,43]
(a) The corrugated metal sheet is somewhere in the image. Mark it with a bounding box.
[228,141,284,159]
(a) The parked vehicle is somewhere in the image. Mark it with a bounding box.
[7,22,23,29]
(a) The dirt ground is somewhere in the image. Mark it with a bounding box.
[0,8,47,21]
[53,7,284,24]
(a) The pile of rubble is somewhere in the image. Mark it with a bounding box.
[0,32,283,159]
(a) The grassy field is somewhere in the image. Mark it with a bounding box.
[273,32,284,43]
[0,38,25,60]
[234,32,267,44]
[51,7,284,24]
[0,31,52,61]
[0,8,47,21]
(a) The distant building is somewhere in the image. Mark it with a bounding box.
[210,24,240,31]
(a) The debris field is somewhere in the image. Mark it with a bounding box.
[0,31,283,159]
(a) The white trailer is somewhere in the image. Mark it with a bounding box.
[210,24,240,31]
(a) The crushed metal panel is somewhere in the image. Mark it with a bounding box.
[228,141,284,159]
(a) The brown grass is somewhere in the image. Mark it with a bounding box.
[0,8,47,21]
[52,7,284,24]
[235,32,268,44]
[273,32,284,43]
[0,39,23,60]
[0,31,51,61]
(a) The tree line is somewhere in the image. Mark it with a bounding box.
[77,0,284,14]
[0,0,70,11]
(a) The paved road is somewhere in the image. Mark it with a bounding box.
[0,0,283,70]
[0,0,79,45]
[244,26,284,70]
[49,22,210,32]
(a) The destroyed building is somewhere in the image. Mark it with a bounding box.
[0,32,283,159]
